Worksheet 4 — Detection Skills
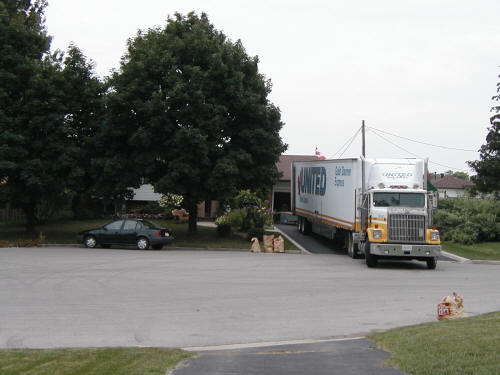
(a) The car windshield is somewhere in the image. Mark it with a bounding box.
[141,220,160,229]
[373,193,425,207]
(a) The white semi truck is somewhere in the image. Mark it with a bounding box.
[291,158,441,268]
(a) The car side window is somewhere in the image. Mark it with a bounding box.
[135,222,144,230]
[123,220,137,231]
[104,220,124,231]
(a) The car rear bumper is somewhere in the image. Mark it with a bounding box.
[150,236,175,245]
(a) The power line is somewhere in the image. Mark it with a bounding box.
[338,131,360,158]
[332,126,361,159]
[370,130,469,172]
[368,126,477,152]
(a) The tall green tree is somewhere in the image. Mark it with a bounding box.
[60,44,107,217]
[469,73,500,197]
[0,1,84,233]
[108,12,286,233]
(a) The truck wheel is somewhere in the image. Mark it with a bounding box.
[365,242,378,268]
[426,257,437,270]
[303,219,311,235]
[298,217,304,233]
[347,233,358,259]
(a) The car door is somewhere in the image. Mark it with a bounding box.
[120,220,139,245]
[100,220,124,244]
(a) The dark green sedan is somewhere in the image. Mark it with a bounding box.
[77,219,174,250]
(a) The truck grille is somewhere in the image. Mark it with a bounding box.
[388,214,426,243]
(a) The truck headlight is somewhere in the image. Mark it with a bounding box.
[373,229,382,239]
[431,230,440,241]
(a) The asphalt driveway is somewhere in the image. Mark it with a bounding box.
[173,338,406,375]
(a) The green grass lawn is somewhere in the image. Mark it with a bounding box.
[368,311,500,375]
[0,347,193,375]
[0,218,298,251]
[442,241,500,261]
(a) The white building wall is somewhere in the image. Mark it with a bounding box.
[131,184,162,201]
[438,188,465,199]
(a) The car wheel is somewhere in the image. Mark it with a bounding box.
[427,257,437,270]
[84,235,97,248]
[136,237,150,250]
[152,244,163,250]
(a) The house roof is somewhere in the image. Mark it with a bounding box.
[277,155,318,181]
[430,176,475,189]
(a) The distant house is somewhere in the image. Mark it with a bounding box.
[272,155,318,212]
[430,175,475,199]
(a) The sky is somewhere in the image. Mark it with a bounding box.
[44,0,500,174]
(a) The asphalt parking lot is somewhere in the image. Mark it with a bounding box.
[1,246,499,349]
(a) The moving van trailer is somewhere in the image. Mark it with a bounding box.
[291,158,441,268]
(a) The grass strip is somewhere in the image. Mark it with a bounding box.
[368,311,500,375]
[442,241,500,261]
[0,347,193,375]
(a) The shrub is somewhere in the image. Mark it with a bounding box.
[233,190,262,209]
[11,232,45,248]
[215,215,232,237]
[246,227,264,241]
[226,209,246,230]
[434,197,500,244]
[217,190,273,240]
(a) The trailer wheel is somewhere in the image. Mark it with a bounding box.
[426,257,437,270]
[303,218,312,235]
[365,242,378,268]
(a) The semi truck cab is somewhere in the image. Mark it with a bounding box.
[360,188,441,268]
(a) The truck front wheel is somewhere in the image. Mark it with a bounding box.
[426,257,437,270]
[364,242,378,268]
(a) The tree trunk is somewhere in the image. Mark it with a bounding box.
[187,201,198,234]
[24,204,36,236]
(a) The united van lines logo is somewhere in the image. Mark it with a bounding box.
[382,172,413,179]
[298,167,327,196]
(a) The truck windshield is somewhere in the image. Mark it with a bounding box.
[373,193,425,207]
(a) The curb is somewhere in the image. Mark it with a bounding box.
[441,250,470,263]
[268,226,311,255]
[36,243,301,254]
[182,335,365,352]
